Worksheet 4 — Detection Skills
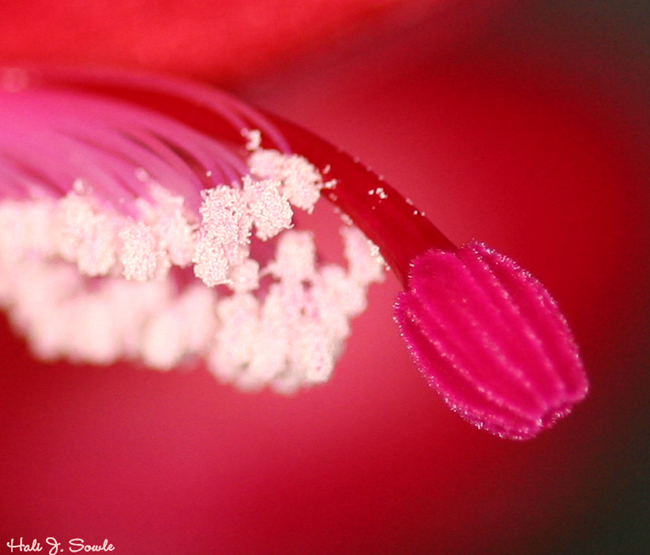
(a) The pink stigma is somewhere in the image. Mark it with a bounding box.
[394,243,588,439]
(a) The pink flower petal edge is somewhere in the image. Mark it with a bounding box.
[394,241,588,440]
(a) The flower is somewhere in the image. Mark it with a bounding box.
[0,2,647,554]
[0,66,587,437]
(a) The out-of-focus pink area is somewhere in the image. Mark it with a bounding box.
[1,1,649,554]
[0,0,485,83]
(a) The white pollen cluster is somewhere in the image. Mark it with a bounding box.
[248,149,330,212]
[53,183,198,281]
[0,145,384,392]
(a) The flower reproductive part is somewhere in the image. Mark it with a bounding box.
[0,67,385,394]
[0,67,588,436]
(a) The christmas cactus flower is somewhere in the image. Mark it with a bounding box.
[0,66,587,438]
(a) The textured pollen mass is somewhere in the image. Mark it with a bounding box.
[249,149,326,212]
[0,134,384,392]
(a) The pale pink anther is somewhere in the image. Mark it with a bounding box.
[0,67,384,393]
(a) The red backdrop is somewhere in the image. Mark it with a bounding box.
[1,1,648,554]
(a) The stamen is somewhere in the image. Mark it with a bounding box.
[0,67,384,394]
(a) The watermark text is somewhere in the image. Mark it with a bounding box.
[6,537,114,554]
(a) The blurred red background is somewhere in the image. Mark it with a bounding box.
[1,1,648,554]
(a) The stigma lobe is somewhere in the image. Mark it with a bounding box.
[394,241,588,440]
